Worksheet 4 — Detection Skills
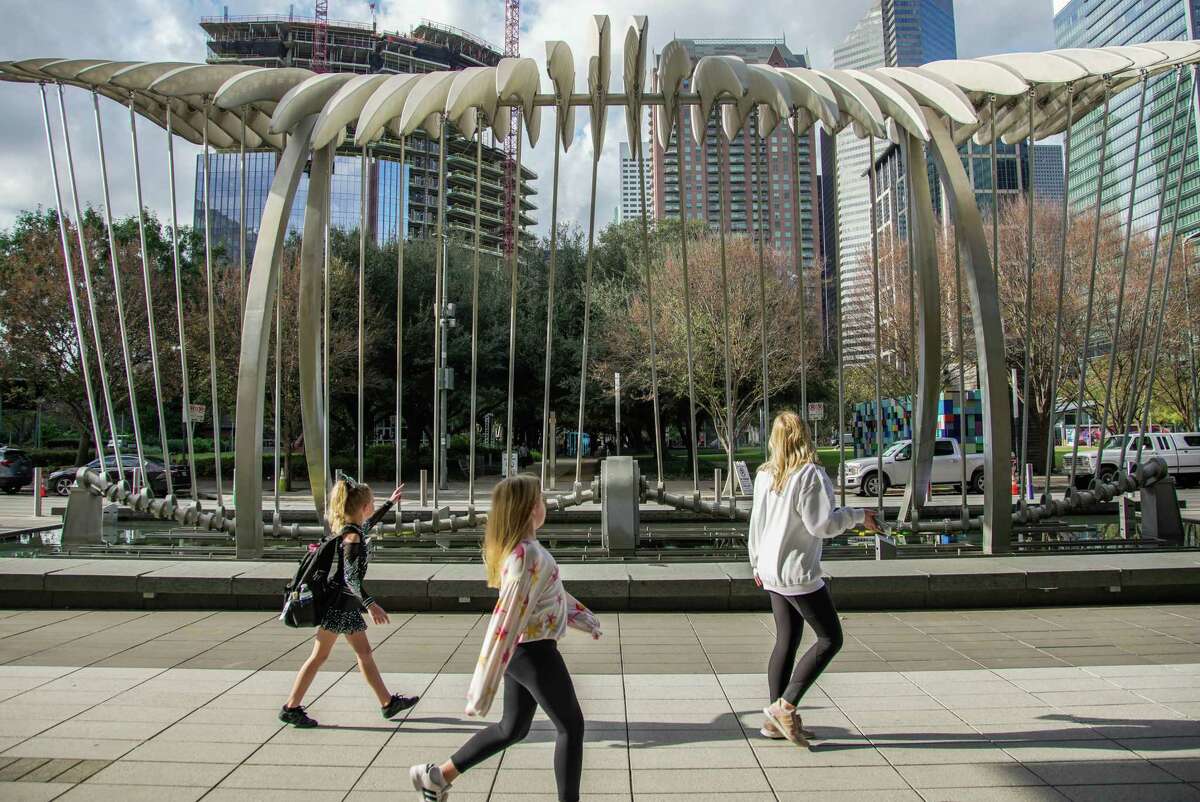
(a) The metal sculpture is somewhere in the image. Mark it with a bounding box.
[5,24,1200,557]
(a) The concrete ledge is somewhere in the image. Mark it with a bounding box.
[4,552,1200,611]
[627,563,730,610]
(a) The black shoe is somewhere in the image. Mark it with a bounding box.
[279,705,318,728]
[383,693,420,719]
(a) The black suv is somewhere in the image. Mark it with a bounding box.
[48,455,190,498]
[0,446,33,494]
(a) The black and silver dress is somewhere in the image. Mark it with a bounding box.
[319,500,393,634]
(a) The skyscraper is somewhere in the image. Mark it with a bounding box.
[1032,143,1065,205]
[831,3,886,364]
[1053,0,1200,242]
[649,39,820,271]
[830,0,957,364]
[618,142,652,224]
[194,13,537,261]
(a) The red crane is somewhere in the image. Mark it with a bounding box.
[501,0,519,255]
[313,0,330,73]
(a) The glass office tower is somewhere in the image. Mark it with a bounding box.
[1054,0,1200,240]
[194,151,409,261]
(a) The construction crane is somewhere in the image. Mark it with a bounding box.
[313,0,329,73]
[501,0,519,256]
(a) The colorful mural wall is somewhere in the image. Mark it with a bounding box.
[852,390,984,456]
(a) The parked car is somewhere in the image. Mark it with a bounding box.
[0,446,33,494]
[1061,432,1200,487]
[842,437,987,497]
[48,455,190,497]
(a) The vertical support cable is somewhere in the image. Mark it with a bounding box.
[867,137,885,516]
[540,132,562,491]
[395,137,405,526]
[1066,82,1112,493]
[322,149,332,511]
[830,134,847,506]
[573,139,601,487]
[91,89,148,488]
[1136,93,1195,467]
[39,83,105,470]
[1119,70,1181,471]
[792,114,807,418]
[239,108,247,323]
[468,118,483,506]
[989,95,999,282]
[432,125,446,503]
[165,107,199,503]
[955,221,967,522]
[358,143,367,482]
[717,126,736,509]
[128,95,172,496]
[1043,84,1075,501]
[60,84,122,475]
[753,113,770,460]
[1096,74,1149,471]
[273,291,281,522]
[637,125,664,488]
[1018,87,1037,511]
[504,132,523,468]
[678,107,700,495]
[201,97,224,512]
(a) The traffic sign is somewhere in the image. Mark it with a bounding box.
[807,402,825,421]
[187,403,206,423]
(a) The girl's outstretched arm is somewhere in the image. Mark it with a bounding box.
[564,591,601,639]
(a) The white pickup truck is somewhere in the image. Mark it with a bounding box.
[1061,432,1200,487]
[842,437,987,497]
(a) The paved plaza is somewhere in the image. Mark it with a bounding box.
[0,606,1198,800]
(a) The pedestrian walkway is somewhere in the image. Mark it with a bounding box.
[1,606,1200,800]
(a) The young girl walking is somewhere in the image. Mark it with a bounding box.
[279,478,420,727]
[749,411,879,745]
[410,475,601,802]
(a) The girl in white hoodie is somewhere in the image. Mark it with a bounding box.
[748,411,878,745]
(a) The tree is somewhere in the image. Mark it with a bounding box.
[592,224,821,464]
[0,208,200,463]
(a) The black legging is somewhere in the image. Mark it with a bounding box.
[768,585,844,705]
[451,639,584,802]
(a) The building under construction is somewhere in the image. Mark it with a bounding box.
[194,12,536,259]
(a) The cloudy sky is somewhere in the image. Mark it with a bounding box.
[0,0,1058,235]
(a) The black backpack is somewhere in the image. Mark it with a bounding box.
[280,535,341,628]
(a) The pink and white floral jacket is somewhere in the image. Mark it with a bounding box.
[465,538,600,716]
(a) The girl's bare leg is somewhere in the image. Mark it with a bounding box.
[286,628,338,708]
[439,761,460,783]
[345,630,391,706]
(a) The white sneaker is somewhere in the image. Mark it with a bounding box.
[410,763,450,801]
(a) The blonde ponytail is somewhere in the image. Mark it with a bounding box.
[327,479,373,533]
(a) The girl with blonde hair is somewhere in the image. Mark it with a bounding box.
[279,477,419,727]
[410,475,601,802]
[748,411,879,745]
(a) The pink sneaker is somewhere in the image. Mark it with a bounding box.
[763,699,810,747]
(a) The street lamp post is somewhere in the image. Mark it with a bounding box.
[614,372,621,457]
[439,233,455,491]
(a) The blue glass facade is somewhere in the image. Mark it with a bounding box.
[194,151,410,262]
[1054,0,1200,240]
[883,0,957,67]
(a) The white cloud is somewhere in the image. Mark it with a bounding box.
[0,0,1054,235]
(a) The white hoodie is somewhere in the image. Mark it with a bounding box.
[748,462,865,595]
